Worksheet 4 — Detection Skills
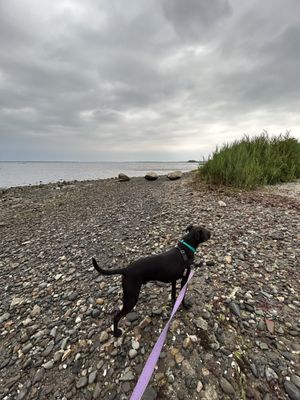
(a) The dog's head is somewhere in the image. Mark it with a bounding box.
[183,224,211,248]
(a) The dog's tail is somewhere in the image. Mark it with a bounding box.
[92,257,126,276]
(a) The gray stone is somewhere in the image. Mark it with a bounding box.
[220,377,235,394]
[53,350,63,362]
[250,363,259,378]
[31,304,41,317]
[50,327,57,338]
[257,319,266,330]
[16,389,27,400]
[0,312,10,324]
[229,302,241,318]
[141,386,157,400]
[99,331,109,343]
[202,384,219,400]
[284,380,300,400]
[291,375,300,390]
[145,172,158,181]
[120,370,135,381]
[167,170,182,180]
[33,368,45,384]
[91,308,101,318]
[88,371,97,385]
[118,173,130,182]
[93,383,102,399]
[76,375,88,389]
[126,312,140,322]
[43,340,54,356]
[22,342,33,354]
[265,367,278,382]
[129,349,138,359]
[195,317,208,330]
[0,358,10,369]
[68,292,78,301]
[60,337,69,350]
[257,341,269,350]
[43,360,54,369]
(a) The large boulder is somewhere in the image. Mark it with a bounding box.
[167,170,182,180]
[118,173,130,182]
[145,172,158,181]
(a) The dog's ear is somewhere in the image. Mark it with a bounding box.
[185,224,194,232]
[195,229,202,241]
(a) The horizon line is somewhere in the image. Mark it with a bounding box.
[0,160,201,163]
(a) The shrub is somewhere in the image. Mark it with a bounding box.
[199,132,300,188]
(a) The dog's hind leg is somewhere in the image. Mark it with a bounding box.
[180,267,192,309]
[113,277,141,337]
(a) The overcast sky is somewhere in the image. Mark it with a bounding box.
[1,0,300,161]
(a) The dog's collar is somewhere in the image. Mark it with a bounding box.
[179,240,196,253]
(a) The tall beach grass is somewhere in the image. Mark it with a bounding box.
[198,132,300,189]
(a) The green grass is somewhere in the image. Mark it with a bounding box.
[198,132,300,189]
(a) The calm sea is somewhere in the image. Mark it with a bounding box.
[0,161,199,188]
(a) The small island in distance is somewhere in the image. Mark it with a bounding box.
[187,159,206,164]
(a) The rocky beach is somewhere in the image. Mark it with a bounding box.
[0,173,299,400]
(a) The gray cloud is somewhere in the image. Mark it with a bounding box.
[0,0,299,161]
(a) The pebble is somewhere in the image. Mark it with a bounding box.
[16,388,27,400]
[257,341,269,350]
[219,377,235,394]
[120,370,135,381]
[224,255,232,264]
[141,386,157,400]
[291,375,300,390]
[31,304,41,317]
[229,302,241,318]
[93,383,102,399]
[91,308,101,318]
[50,327,57,338]
[88,371,97,385]
[265,367,278,382]
[60,337,69,350]
[68,292,78,301]
[0,312,10,323]
[76,375,88,389]
[129,349,138,359]
[43,360,54,369]
[284,380,300,400]
[99,331,109,343]
[195,317,208,330]
[53,350,64,362]
[126,312,140,322]
[33,368,45,384]
[131,339,140,350]
[22,342,33,354]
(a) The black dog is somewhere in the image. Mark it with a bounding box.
[92,224,211,337]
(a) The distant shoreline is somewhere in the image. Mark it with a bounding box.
[0,160,198,163]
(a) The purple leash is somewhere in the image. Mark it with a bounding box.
[130,270,194,400]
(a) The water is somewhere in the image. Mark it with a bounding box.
[0,161,199,188]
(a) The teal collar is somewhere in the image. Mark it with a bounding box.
[179,240,196,253]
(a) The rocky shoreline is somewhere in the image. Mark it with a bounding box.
[0,173,299,400]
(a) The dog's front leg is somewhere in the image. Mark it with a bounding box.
[171,280,176,304]
[181,267,192,309]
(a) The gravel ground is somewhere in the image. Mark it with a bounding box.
[0,174,299,400]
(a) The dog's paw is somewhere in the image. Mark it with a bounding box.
[114,328,123,338]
